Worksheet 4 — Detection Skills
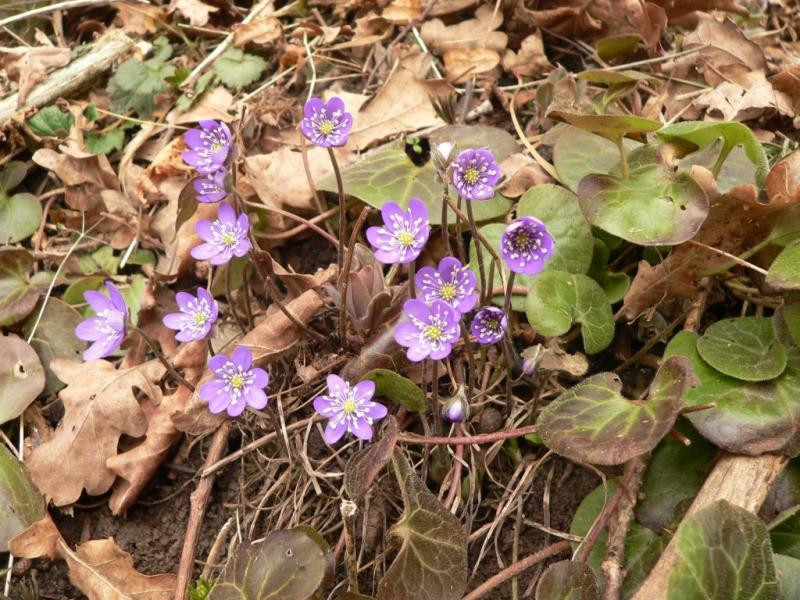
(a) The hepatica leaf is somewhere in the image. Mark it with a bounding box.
[696,317,788,382]
[547,111,662,144]
[552,126,640,193]
[210,528,330,600]
[377,452,467,600]
[773,297,800,348]
[577,164,709,246]
[0,162,42,245]
[664,331,800,455]
[536,357,694,465]
[363,369,426,412]
[767,242,800,291]
[535,560,600,600]
[0,334,45,426]
[344,417,397,501]
[0,442,44,552]
[212,48,267,90]
[775,554,800,600]
[318,145,510,226]
[0,249,52,326]
[667,500,778,600]
[525,271,614,354]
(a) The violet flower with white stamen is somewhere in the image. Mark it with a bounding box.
[452,148,500,201]
[470,306,507,346]
[365,198,430,265]
[394,299,460,362]
[162,288,218,342]
[191,203,251,265]
[182,120,232,174]
[313,375,388,444]
[198,346,269,417]
[300,96,353,148]
[194,169,228,203]
[500,216,555,276]
[415,256,477,315]
[74,281,128,361]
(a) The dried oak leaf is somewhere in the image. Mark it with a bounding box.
[108,341,206,515]
[0,46,71,106]
[114,1,165,34]
[26,359,165,506]
[168,0,218,27]
[502,32,551,78]
[11,514,176,599]
[233,16,283,47]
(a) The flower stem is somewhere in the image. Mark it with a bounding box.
[431,359,441,436]
[327,146,346,275]
[408,259,416,299]
[441,184,451,256]
[465,198,487,299]
[133,326,195,392]
[339,206,371,348]
[340,500,360,594]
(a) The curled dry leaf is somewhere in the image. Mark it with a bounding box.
[32,147,118,211]
[344,417,398,501]
[0,46,71,106]
[498,153,551,198]
[26,359,166,506]
[233,16,283,47]
[502,31,551,78]
[114,1,165,35]
[0,334,45,426]
[168,0,218,27]
[173,290,324,435]
[10,514,176,600]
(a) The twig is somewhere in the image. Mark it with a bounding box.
[175,423,231,600]
[461,541,571,600]
[341,500,360,594]
[134,327,196,392]
[397,424,536,446]
[0,0,146,27]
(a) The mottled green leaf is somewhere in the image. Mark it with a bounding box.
[213,48,267,90]
[772,511,800,560]
[0,249,52,326]
[667,500,777,600]
[85,128,125,155]
[767,243,800,291]
[22,299,86,395]
[344,417,397,501]
[209,528,330,600]
[537,357,693,465]
[536,561,600,600]
[636,419,716,532]
[664,331,800,456]
[26,105,74,137]
[0,334,45,426]
[376,452,467,600]
[429,124,520,160]
[108,37,175,116]
[363,369,425,412]
[552,126,639,193]
[547,111,661,144]
[318,146,510,226]
[525,271,614,354]
[587,237,630,303]
[577,164,709,246]
[658,120,768,187]
[696,317,788,382]
[0,162,41,244]
[63,275,105,306]
[0,444,44,552]
[775,554,800,600]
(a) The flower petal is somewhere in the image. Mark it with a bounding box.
[327,374,347,396]
[245,387,268,410]
[365,402,388,420]
[231,346,252,370]
[349,418,373,441]
[324,419,347,444]
[75,317,106,341]
[353,380,375,402]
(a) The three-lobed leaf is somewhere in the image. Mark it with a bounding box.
[26,105,74,137]
[0,334,45,426]
[537,357,694,465]
[212,48,267,90]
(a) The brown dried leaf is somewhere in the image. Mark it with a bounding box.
[420,5,507,54]
[0,46,71,105]
[382,0,422,23]
[26,359,165,506]
[765,151,800,206]
[114,1,165,34]
[443,48,500,83]
[502,32,551,78]
[173,86,234,124]
[498,153,551,198]
[233,16,283,47]
[344,417,398,501]
[168,0,218,27]
[32,147,117,189]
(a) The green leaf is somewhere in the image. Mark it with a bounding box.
[664,331,800,455]
[525,271,615,354]
[0,249,52,327]
[318,146,511,226]
[775,554,800,600]
[121,275,147,326]
[552,126,639,193]
[774,297,800,347]
[595,34,642,61]
[547,111,661,145]
[363,369,425,413]
[107,44,176,117]
[428,124,520,160]
[212,48,267,90]
[767,242,800,291]
[377,452,468,600]
[772,511,800,560]
[63,275,105,306]
[0,334,45,426]
[577,164,709,246]
[667,500,778,600]
[344,417,397,501]
[0,162,42,244]
[535,561,600,600]
[85,128,125,155]
[658,120,769,187]
[517,184,594,275]
[587,237,629,303]
[209,528,330,600]
[696,317,788,382]
[0,443,44,552]
[537,357,693,465]
[636,419,717,532]
[22,298,86,395]
[26,105,74,137]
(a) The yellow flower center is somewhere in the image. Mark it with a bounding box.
[343,399,357,414]
[230,374,245,389]
[193,313,208,325]
[424,325,443,341]
[515,231,530,248]
[222,232,237,247]
[463,167,480,185]
[210,141,224,152]
[440,283,456,301]
[319,120,335,135]
[396,231,415,247]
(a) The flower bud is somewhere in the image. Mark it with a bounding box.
[521,344,543,376]
[441,386,469,423]
[433,141,456,174]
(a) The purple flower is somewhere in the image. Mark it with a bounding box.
[194,169,228,203]
[442,393,469,423]
[313,374,388,444]
[470,307,507,345]
[198,346,269,417]
[500,216,555,275]
[191,203,251,265]
[182,120,232,174]
[74,281,127,361]
[416,256,477,315]
[162,288,219,342]
[452,148,500,201]
[300,96,353,148]
[366,198,430,264]
[394,299,460,361]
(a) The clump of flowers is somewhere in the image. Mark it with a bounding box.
[183,120,231,203]
[314,375,387,444]
[452,148,500,201]
[198,346,269,417]
[191,202,251,265]
[394,299,460,361]
[162,288,218,342]
[416,256,477,315]
[500,216,555,275]
[75,281,128,361]
[300,96,353,148]
[194,169,228,203]
[366,198,430,265]
[470,306,507,345]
